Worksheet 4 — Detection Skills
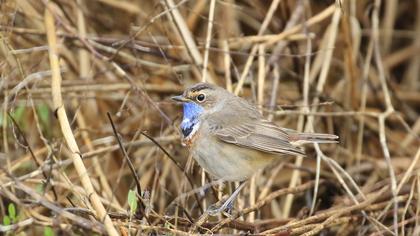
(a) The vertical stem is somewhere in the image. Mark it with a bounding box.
[202,0,216,82]
[44,4,118,236]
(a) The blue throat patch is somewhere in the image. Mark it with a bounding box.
[181,102,204,137]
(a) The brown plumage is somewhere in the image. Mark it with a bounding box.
[173,82,338,181]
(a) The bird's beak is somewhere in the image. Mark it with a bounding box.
[171,95,189,103]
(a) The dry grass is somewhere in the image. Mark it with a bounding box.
[1,0,419,235]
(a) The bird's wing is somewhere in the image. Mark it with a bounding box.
[206,99,305,156]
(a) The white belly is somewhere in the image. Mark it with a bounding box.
[192,135,276,181]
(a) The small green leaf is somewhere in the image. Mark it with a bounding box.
[36,104,50,127]
[8,203,16,222]
[127,189,138,214]
[36,104,51,137]
[44,226,54,236]
[36,183,44,194]
[3,215,11,226]
[11,106,26,123]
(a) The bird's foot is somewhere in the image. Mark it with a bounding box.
[206,181,247,216]
[206,198,235,216]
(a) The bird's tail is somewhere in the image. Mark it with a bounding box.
[289,132,339,145]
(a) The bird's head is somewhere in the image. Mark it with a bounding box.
[171,82,227,111]
[172,82,229,138]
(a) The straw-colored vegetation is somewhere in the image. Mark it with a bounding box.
[1,0,419,235]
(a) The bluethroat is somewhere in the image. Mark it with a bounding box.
[172,82,338,213]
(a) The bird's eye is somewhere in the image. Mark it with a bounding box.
[196,93,206,102]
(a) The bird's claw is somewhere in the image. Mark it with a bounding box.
[206,198,235,216]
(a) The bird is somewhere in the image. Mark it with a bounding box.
[172,82,338,214]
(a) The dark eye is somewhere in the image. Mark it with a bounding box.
[196,93,206,102]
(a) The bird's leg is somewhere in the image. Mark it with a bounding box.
[207,181,247,216]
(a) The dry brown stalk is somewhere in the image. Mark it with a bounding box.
[44,3,118,235]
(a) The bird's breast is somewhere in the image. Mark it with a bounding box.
[181,121,200,147]
[180,102,204,146]
[191,134,276,181]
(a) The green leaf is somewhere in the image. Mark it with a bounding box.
[8,203,16,222]
[127,189,138,214]
[11,106,26,123]
[36,104,50,127]
[36,183,44,194]
[3,215,11,226]
[44,226,54,236]
[36,104,51,137]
